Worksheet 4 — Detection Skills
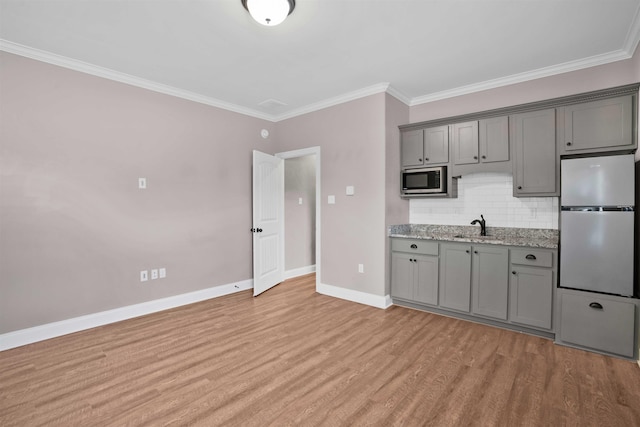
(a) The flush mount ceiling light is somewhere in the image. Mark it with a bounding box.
[241,0,295,26]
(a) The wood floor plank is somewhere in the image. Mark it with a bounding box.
[1,273,640,426]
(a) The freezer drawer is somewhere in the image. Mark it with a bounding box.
[560,210,634,296]
[561,154,635,206]
[557,290,635,358]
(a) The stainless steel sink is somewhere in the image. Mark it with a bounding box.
[453,234,502,242]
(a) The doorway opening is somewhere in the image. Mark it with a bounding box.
[277,147,321,290]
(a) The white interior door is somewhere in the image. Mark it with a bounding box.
[252,150,284,296]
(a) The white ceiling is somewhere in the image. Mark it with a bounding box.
[2,0,640,121]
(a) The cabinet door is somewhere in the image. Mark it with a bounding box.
[509,266,553,330]
[479,116,509,163]
[414,254,439,305]
[424,125,449,164]
[452,121,479,165]
[564,95,633,153]
[401,129,425,168]
[472,246,509,320]
[439,244,471,312]
[511,109,557,196]
[391,252,414,300]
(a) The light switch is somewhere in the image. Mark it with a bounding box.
[298,197,303,205]
[346,186,355,196]
[328,195,336,204]
[138,178,147,189]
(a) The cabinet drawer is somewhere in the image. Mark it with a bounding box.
[391,239,438,256]
[559,291,635,358]
[511,249,552,268]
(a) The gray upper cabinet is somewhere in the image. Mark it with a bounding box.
[452,121,479,165]
[401,126,449,169]
[561,95,634,154]
[479,116,510,163]
[471,246,509,320]
[401,129,425,168]
[424,126,449,164]
[511,108,558,196]
[453,117,510,167]
[439,244,471,312]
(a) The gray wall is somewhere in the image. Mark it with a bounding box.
[284,155,316,271]
[275,94,390,297]
[384,94,411,294]
[3,41,640,335]
[0,52,275,333]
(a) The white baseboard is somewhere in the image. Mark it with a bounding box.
[0,279,253,352]
[317,282,392,309]
[284,264,316,280]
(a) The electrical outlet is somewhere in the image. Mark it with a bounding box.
[151,269,159,280]
[159,268,166,279]
[140,270,148,282]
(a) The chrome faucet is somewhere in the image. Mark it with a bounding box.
[471,214,487,236]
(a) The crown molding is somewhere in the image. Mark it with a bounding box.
[385,85,412,106]
[272,82,392,121]
[410,49,634,106]
[4,28,640,122]
[623,2,640,55]
[0,39,277,122]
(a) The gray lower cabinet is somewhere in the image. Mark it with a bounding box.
[556,288,636,359]
[391,240,439,305]
[472,246,509,320]
[391,238,558,338]
[511,108,558,196]
[440,243,509,318]
[509,266,553,330]
[561,95,634,154]
[439,243,472,312]
[508,248,554,330]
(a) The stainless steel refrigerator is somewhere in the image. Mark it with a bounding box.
[560,154,636,297]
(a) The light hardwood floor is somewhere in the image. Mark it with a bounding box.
[1,273,639,426]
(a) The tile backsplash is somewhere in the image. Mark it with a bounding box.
[410,173,559,229]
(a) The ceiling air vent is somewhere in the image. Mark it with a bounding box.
[258,99,288,110]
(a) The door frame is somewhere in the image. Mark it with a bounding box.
[276,146,321,291]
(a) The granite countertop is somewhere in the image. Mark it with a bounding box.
[388,224,558,249]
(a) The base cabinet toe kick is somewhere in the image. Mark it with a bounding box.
[390,237,639,360]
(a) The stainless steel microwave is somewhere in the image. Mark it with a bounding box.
[402,166,447,195]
